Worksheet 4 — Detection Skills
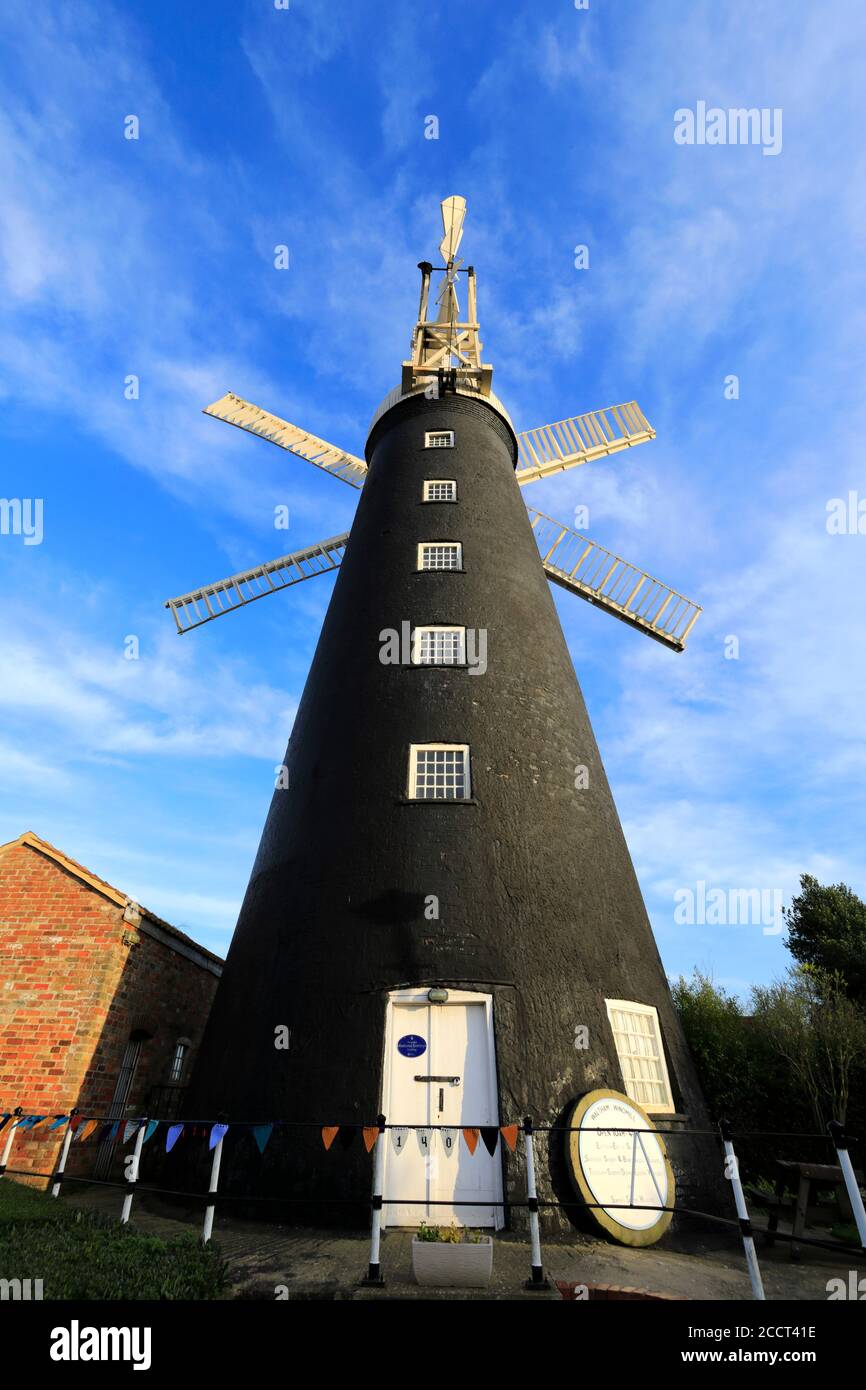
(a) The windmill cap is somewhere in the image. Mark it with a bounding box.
[367,383,515,441]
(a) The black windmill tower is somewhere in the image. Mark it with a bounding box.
[166,197,714,1227]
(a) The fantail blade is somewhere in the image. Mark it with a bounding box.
[439,195,467,263]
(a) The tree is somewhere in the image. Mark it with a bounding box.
[783,874,866,1004]
[750,968,866,1131]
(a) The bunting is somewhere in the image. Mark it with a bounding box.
[390,1126,409,1154]
[252,1124,273,1155]
[440,1127,458,1158]
[18,1115,47,1132]
[166,1124,184,1153]
[480,1127,499,1157]
[500,1124,519,1152]
[462,1127,480,1155]
[209,1123,229,1151]
[0,1110,523,1161]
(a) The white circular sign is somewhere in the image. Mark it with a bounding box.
[576,1094,670,1232]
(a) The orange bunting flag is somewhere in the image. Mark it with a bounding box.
[79,1120,99,1143]
[362,1127,379,1153]
[321,1126,339,1151]
[500,1124,519,1152]
[462,1127,480,1155]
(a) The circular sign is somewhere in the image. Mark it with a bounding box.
[565,1089,674,1246]
[396,1034,427,1058]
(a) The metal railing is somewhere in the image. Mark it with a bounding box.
[2,1105,863,1298]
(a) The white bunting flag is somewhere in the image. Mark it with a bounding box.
[416,1127,434,1156]
[440,1127,459,1158]
[390,1126,410,1155]
[122,1120,140,1144]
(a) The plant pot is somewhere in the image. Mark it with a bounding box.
[411,1235,494,1288]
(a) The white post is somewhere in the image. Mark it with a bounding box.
[362,1115,386,1285]
[51,1117,76,1198]
[120,1120,147,1224]
[721,1119,765,1300]
[202,1133,224,1245]
[523,1116,549,1290]
[0,1108,22,1177]
[829,1121,866,1252]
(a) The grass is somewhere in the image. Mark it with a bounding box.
[0,1179,227,1299]
[830,1221,861,1247]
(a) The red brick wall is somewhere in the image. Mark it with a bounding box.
[0,842,220,1187]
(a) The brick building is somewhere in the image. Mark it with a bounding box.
[0,831,222,1186]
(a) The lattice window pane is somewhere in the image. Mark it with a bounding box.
[415,628,464,664]
[424,480,457,501]
[420,543,461,570]
[410,746,470,800]
[425,431,455,448]
[606,1002,673,1111]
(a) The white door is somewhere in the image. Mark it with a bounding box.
[381,990,502,1228]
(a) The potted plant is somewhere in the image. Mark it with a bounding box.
[411,1223,494,1288]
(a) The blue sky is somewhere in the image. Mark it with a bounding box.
[1,0,864,997]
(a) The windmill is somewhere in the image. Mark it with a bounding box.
[168,196,714,1232]
[166,196,700,652]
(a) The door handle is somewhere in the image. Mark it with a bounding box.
[413,1075,461,1084]
[438,1087,444,1112]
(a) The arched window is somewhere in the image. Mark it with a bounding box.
[169,1037,191,1084]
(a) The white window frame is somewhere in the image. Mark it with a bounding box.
[417,541,462,571]
[604,999,674,1114]
[408,743,471,800]
[411,625,467,666]
[424,430,455,449]
[423,479,457,502]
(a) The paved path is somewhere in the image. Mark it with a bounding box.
[61,1186,852,1301]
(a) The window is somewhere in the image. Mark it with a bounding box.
[409,744,471,800]
[412,625,466,665]
[424,430,455,448]
[169,1038,190,1084]
[605,1000,674,1113]
[423,480,457,502]
[418,541,462,571]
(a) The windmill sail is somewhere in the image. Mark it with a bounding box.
[203,393,367,488]
[528,508,701,651]
[515,402,654,485]
[165,533,349,634]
